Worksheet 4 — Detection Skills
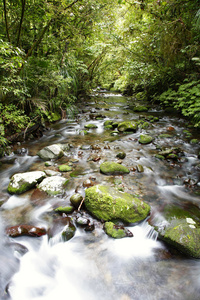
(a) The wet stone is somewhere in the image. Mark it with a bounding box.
[70,193,83,208]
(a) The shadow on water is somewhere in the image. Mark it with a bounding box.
[1,91,200,299]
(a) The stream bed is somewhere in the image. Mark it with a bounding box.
[1,91,200,300]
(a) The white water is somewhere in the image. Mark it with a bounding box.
[9,223,162,300]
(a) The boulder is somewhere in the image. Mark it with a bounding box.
[84,184,150,223]
[7,171,46,194]
[153,205,200,258]
[156,218,200,258]
[100,161,130,175]
[118,121,138,133]
[104,221,133,239]
[37,143,70,161]
[38,176,68,195]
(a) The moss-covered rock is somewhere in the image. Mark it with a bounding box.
[58,164,72,172]
[7,171,46,195]
[84,124,98,129]
[139,134,153,144]
[70,193,83,208]
[116,151,126,159]
[133,106,148,112]
[84,184,150,223]
[157,218,200,258]
[55,206,74,214]
[118,121,138,133]
[104,221,133,239]
[104,120,113,127]
[153,204,200,258]
[100,161,130,175]
[38,176,68,195]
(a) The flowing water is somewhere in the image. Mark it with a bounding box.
[1,91,200,300]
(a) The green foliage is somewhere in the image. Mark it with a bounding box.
[159,80,200,126]
[0,103,30,135]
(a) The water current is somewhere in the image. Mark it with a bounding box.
[1,91,200,300]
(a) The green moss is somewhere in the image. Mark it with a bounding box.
[139,134,153,144]
[104,125,113,129]
[104,222,126,238]
[118,121,138,133]
[162,221,200,258]
[85,185,150,223]
[104,120,113,127]
[84,124,98,129]
[7,181,32,195]
[100,161,130,175]
[55,206,74,213]
[133,106,148,112]
[58,164,72,172]
[159,134,172,138]
[155,154,165,160]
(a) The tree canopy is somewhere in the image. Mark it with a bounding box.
[0,0,200,148]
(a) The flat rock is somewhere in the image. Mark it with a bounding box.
[38,176,68,195]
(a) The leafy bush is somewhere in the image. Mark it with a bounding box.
[159,80,200,126]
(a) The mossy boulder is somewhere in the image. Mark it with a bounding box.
[139,134,153,144]
[84,124,98,129]
[117,121,138,133]
[153,204,200,258]
[104,221,133,239]
[37,143,70,161]
[157,218,200,258]
[100,161,130,175]
[58,164,72,172]
[7,171,46,195]
[38,176,68,195]
[84,184,150,223]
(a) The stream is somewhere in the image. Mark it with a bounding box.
[1,91,200,300]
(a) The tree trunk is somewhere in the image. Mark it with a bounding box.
[3,0,10,42]
[17,0,26,47]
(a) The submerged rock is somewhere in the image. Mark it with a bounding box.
[118,121,138,133]
[84,184,150,223]
[7,171,46,195]
[38,176,68,195]
[48,216,76,242]
[37,143,70,161]
[6,225,46,237]
[104,221,133,239]
[100,161,130,175]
